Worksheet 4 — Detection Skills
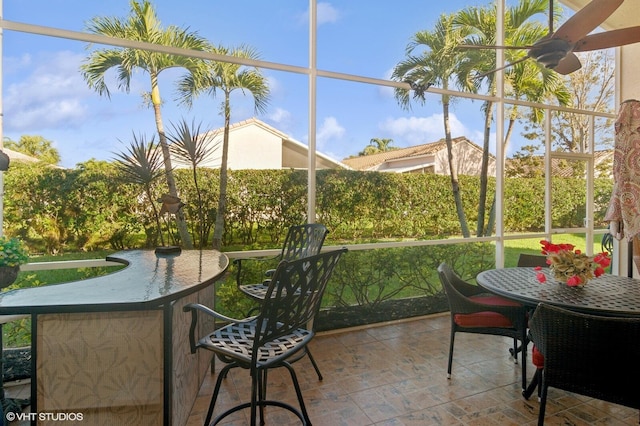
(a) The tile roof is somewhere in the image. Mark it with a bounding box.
[341,136,471,170]
[4,148,40,163]
[505,149,613,178]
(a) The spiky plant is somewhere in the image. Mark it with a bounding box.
[113,133,165,246]
[167,118,219,248]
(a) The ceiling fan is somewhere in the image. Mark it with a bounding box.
[461,0,640,77]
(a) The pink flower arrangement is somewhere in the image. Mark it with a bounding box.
[535,240,611,287]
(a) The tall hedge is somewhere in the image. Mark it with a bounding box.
[3,161,612,253]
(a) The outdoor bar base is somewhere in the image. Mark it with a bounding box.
[0,249,229,426]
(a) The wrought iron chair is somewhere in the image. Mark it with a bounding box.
[529,303,640,426]
[234,223,329,303]
[233,223,329,380]
[601,232,615,273]
[184,248,347,426]
[437,263,529,390]
[517,253,549,268]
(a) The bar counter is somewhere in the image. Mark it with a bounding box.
[0,249,229,425]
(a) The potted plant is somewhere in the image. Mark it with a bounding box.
[0,236,29,289]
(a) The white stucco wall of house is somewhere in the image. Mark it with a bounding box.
[226,125,283,170]
[171,119,345,171]
[433,141,496,177]
[174,123,284,170]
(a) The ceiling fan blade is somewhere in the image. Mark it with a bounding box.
[553,0,624,44]
[552,52,582,74]
[474,56,531,79]
[573,27,640,51]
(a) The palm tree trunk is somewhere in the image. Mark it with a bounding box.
[146,184,164,246]
[191,166,205,248]
[443,97,470,238]
[151,82,193,249]
[477,100,493,237]
[211,94,231,250]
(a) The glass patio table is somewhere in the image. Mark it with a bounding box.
[476,267,640,317]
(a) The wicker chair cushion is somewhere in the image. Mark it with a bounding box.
[453,294,521,327]
[532,345,544,368]
[454,311,514,327]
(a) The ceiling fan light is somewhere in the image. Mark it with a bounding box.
[536,51,568,68]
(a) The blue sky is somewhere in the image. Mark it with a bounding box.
[2,0,553,168]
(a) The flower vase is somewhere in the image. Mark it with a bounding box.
[0,266,19,289]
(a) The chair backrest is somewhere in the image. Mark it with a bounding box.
[254,248,347,355]
[438,262,483,305]
[517,253,548,268]
[529,303,640,410]
[280,224,329,261]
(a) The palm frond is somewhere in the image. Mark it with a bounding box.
[113,133,164,186]
[167,119,219,167]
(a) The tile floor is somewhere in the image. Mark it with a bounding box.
[184,312,639,426]
[5,312,638,425]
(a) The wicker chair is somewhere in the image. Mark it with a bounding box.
[438,263,529,390]
[529,303,640,426]
[233,223,329,380]
[509,253,549,361]
[516,254,549,401]
[184,248,346,426]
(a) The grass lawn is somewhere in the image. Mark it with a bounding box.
[504,234,609,267]
[3,250,123,348]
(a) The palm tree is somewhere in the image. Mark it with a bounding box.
[454,0,569,236]
[359,138,396,156]
[176,44,270,250]
[392,13,471,238]
[80,0,210,249]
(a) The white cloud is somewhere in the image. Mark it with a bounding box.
[317,116,345,148]
[380,113,470,145]
[8,99,87,131]
[317,2,340,25]
[268,107,292,124]
[266,107,295,135]
[265,75,281,95]
[3,53,34,74]
[3,50,150,134]
[298,2,340,26]
[4,51,91,131]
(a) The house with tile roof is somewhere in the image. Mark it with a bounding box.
[341,136,494,176]
[172,118,348,170]
[505,149,613,178]
[3,147,40,164]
